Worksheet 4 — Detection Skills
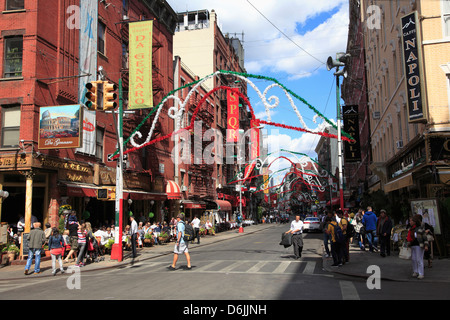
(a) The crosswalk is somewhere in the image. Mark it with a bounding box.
[118,259,319,275]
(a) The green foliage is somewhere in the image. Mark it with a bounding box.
[2,244,19,254]
[104,238,115,249]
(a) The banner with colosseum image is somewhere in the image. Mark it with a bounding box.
[38,105,83,149]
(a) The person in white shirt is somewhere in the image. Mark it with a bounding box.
[191,215,201,244]
[130,216,138,259]
[285,215,304,259]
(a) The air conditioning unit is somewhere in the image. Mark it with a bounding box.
[396,140,404,149]
[181,186,187,192]
[372,111,380,119]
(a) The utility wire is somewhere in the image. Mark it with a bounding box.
[246,0,325,65]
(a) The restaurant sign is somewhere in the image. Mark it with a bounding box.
[400,11,427,123]
[343,105,361,162]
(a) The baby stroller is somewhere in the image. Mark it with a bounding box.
[86,236,104,263]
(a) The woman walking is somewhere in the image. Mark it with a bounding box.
[48,227,65,275]
[407,214,429,279]
[75,222,87,267]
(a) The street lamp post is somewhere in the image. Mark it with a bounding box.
[327,52,350,211]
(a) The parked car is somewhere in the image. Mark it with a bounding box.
[303,217,321,232]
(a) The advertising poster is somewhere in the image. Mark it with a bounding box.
[39,105,83,149]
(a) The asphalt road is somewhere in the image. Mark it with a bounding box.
[1,223,450,306]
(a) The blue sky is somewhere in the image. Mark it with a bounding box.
[167,0,350,179]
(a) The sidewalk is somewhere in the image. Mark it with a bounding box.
[322,242,450,283]
[0,223,274,281]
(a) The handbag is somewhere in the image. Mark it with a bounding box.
[399,244,411,260]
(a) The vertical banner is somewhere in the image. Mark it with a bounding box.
[78,0,98,104]
[129,20,153,109]
[76,110,96,155]
[401,11,427,123]
[250,119,260,160]
[227,89,239,142]
[343,105,361,162]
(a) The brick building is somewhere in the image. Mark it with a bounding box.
[0,0,178,236]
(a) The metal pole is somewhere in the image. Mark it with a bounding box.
[111,78,124,262]
[336,72,345,211]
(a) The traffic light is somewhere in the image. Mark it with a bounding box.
[84,81,98,110]
[103,81,118,110]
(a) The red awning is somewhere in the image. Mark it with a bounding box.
[215,200,232,212]
[123,190,167,201]
[182,200,206,209]
[166,180,181,200]
[67,186,98,197]
[326,198,340,206]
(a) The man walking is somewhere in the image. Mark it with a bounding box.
[24,222,46,275]
[285,215,304,259]
[168,213,191,270]
[130,215,138,259]
[377,209,392,257]
[362,206,378,252]
[192,215,201,244]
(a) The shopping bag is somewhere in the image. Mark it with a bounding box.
[399,245,411,260]
[280,232,293,248]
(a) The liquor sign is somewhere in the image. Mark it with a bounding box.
[226,89,239,142]
[342,105,361,162]
[129,20,153,109]
[38,105,83,149]
[401,11,427,123]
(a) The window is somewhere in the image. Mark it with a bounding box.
[98,21,106,55]
[1,106,21,147]
[96,127,104,160]
[444,0,450,37]
[3,36,23,78]
[5,0,24,11]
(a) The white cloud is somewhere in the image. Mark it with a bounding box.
[168,0,349,77]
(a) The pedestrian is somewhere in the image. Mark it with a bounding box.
[321,211,331,258]
[326,217,343,267]
[168,213,192,270]
[130,215,138,258]
[285,215,304,259]
[354,209,366,250]
[192,215,201,244]
[24,222,46,275]
[75,222,87,267]
[377,209,392,257]
[48,227,65,275]
[64,211,78,263]
[362,206,378,252]
[407,214,429,279]
[337,211,350,263]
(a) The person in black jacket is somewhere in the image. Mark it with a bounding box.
[376,209,392,257]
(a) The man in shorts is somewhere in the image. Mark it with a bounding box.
[168,213,192,270]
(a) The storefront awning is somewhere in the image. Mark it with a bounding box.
[214,200,232,212]
[384,173,414,193]
[166,180,182,200]
[66,184,99,197]
[123,190,167,201]
[326,198,340,206]
[182,200,206,209]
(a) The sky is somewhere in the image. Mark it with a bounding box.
[167,0,350,183]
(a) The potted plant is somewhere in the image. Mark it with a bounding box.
[3,244,19,262]
[143,233,154,246]
[43,245,51,257]
[199,227,207,236]
[158,231,169,244]
[208,226,216,236]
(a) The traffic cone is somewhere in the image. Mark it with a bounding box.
[239,226,244,233]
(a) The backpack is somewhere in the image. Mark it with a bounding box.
[182,222,195,242]
[346,222,355,238]
[333,222,345,243]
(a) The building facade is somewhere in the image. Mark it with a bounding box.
[0,0,178,236]
[358,0,450,245]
